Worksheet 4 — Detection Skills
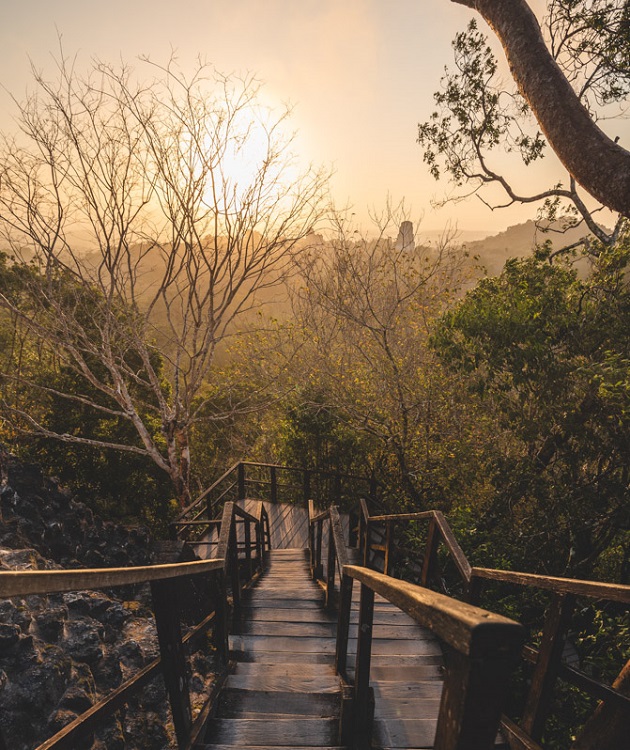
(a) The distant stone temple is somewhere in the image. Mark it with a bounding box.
[395,220,414,252]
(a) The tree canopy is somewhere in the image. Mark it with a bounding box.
[423,0,630,235]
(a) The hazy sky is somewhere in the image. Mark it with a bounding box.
[0,0,609,234]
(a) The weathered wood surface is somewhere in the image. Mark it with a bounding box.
[471,567,630,603]
[200,548,344,749]
[196,500,310,558]
[0,557,223,597]
[344,587,447,749]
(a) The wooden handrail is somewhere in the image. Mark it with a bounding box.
[471,567,630,603]
[177,462,376,539]
[337,565,525,750]
[0,558,223,597]
[357,497,630,750]
[176,462,240,521]
[344,565,524,657]
[0,489,271,750]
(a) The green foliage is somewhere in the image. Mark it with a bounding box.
[418,20,545,186]
[433,243,630,578]
[549,0,630,108]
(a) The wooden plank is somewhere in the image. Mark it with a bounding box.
[0,557,223,597]
[355,653,444,667]
[199,746,343,750]
[225,672,340,693]
[239,598,325,610]
[236,607,336,623]
[373,682,444,701]
[367,664,444,681]
[344,565,524,658]
[204,718,340,745]
[373,717,437,748]
[233,651,337,665]
[347,639,443,656]
[218,692,340,719]
[232,662,337,678]
[369,625,437,640]
[237,621,337,637]
[230,635,338,654]
[471,567,630,603]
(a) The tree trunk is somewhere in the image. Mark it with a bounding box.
[571,659,630,750]
[452,0,630,218]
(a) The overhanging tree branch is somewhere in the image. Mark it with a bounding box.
[452,0,630,217]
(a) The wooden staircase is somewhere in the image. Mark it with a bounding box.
[199,548,346,749]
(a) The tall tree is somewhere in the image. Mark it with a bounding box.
[424,0,630,234]
[0,55,328,505]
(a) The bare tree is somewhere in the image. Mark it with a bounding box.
[0,55,328,505]
[286,208,483,506]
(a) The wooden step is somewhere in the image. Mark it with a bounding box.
[235,608,336,624]
[203,718,340,746]
[219,688,341,717]
[236,621,337,637]
[198,746,344,749]
[225,671,340,693]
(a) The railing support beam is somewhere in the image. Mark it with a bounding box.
[353,582,375,750]
[150,578,192,749]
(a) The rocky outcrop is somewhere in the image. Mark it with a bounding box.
[0,448,213,750]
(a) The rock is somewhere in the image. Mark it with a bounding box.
[63,618,104,666]
[35,606,68,642]
[0,548,49,571]
[0,451,193,750]
[93,718,126,750]
[0,624,21,654]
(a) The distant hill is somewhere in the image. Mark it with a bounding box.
[462,220,601,277]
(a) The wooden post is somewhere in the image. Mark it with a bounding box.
[229,521,241,609]
[244,518,253,580]
[572,659,630,750]
[335,572,353,678]
[348,509,359,548]
[521,593,575,741]
[264,509,271,553]
[212,571,229,667]
[270,466,278,504]
[237,463,245,502]
[434,641,522,750]
[326,519,336,608]
[150,578,192,749]
[315,519,324,580]
[384,520,392,576]
[421,517,439,588]
[308,500,316,577]
[353,582,375,750]
[255,516,264,574]
[363,522,371,568]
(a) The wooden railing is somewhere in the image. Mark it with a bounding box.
[0,496,270,750]
[338,566,525,750]
[308,500,525,749]
[174,461,375,542]
[308,499,350,608]
[357,500,630,750]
